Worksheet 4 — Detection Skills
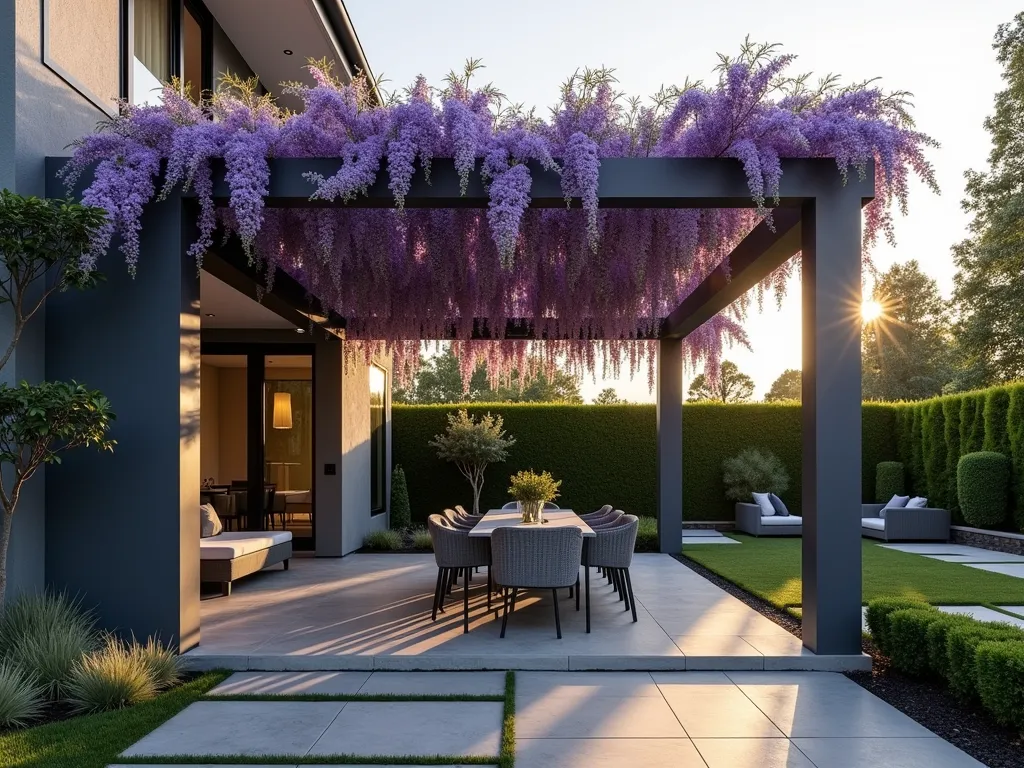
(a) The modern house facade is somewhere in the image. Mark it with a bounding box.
[0,1,391,651]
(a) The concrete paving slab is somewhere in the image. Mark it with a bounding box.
[880,543,985,555]
[1000,605,1024,618]
[725,672,935,738]
[208,671,371,696]
[658,678,785,738]
[792,737,988,767]
[925,552,1024,563]
[964,562,1024,579]
[120,701,344,757]
[935,605,1024,628]
[693,738,816,768]
[682,536,740,544]
[515,738,706,767]
[357,671,506,695]
[308,701,502,757]
[681,529,726,537]
[516,693,685,739]
[516,671,661,702]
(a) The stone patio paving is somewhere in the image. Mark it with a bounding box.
[112,670,986,767]
[187,553,869,672]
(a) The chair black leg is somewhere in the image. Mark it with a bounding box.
[625,568,638,623]
[501,587,518,638]
[585,566,591,633]
[463,567,470,634]
[620,569,630,611]
[499,588,509,638]
[438,568,448,613]
[552,588,562,639]
[431,568,443,621]
[487,569,492,610]
[616,569,626,602]
[575,575,580,611]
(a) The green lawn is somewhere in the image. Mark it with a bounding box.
[0,671,228,768]
[683,535,1024,608]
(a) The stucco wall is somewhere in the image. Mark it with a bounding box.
[3,0,117,598]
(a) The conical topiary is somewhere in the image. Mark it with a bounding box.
[390,465,411,530]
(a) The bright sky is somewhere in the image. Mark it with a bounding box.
[346,0,1015,402]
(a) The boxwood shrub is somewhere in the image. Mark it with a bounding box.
[957,451,1011,528]
[875,462,905,502]
[925,613,979,678]
[864,597,933,656]
[975,640,1024,730]
[946,621,1024,702]
[887,607,945,676]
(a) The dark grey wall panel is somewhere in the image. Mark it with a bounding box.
[45,192,200,650]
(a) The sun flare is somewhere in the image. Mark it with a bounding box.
[861,298,884,323]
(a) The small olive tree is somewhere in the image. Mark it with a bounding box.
[722,448,790,501]
[0,192,115,607]
[430,409,515,515]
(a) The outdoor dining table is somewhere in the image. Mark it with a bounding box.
[469,509,598,632]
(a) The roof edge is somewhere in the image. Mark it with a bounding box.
[316,0,380,105]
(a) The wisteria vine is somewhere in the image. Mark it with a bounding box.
[61,43,937,388]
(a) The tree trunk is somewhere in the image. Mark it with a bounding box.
[472,480,482,516]
[0,510,12,611]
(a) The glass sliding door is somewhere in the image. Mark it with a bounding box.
[265,355,314,548]
[369,364,386,515]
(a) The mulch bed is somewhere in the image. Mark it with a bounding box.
[673,554,1024,768]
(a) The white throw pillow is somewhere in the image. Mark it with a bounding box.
[906,497,928,508]
[200,503,223,538]
[751,492,775,517]
[886,494,910,509]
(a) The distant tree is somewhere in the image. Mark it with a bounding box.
[862,260,952,401]
[951,13,1024,387]
[593,388,622,404]
[687,361,754,403]
[764,369,801,402]
[398,348,583,404]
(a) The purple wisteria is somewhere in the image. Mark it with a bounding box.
[62,47,937,386]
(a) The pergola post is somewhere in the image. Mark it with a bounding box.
[800,190,865,656]
[656,337,683,553]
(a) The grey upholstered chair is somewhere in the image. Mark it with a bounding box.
[427,514,491,632]
[490,526,583,639]
[588,509,624,529]
[584,514,640,624]
[580,505,613,521]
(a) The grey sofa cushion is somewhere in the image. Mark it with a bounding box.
[907,496,928,508]
[862,517,885,531]
[200,503,223,538]
[751,492,775,517]
[886,494,910,509]
[768,493,790,516]
[761,515,802,527]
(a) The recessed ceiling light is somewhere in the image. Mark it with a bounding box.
[295,328,306,334]
[204,313,215,317]
[283,49,293,55]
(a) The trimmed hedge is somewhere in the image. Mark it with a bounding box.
[868,598,1024,729]
[390,466,412,530]
[957,451,1011,528]
[888,607,945,676]
[875,462,905,502]
[947,621,1024,702]
[865,597,934,657]
[394,402,896,524]
[976,640,1024,730]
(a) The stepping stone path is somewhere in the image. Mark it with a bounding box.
[682,529,739,544]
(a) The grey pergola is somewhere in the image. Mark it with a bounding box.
[46,155,870,656]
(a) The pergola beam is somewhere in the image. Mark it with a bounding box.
[200,157,857,209]
[660,209,802,339]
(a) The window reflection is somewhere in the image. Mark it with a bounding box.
[370,365,387,514]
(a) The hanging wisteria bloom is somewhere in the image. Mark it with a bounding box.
[62,43,937,388]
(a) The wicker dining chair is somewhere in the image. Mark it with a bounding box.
[427,514,491,633]
[442,508,476,530]
[584,514,640,623]
[580,504,613,521]
[454,505,483,521]
[501,501,519,510]
[490,526,583,639]
[542,501,560,510]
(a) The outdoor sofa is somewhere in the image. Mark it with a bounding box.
[735,502,803,537]
[200,531,292,596]
[861,504,950,542]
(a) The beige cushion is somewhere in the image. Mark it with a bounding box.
[200,503,223,538]
[862,517,886,531]
[199,531,293,560]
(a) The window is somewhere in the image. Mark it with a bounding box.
[131,0,169,105]
[369,364,387,515]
